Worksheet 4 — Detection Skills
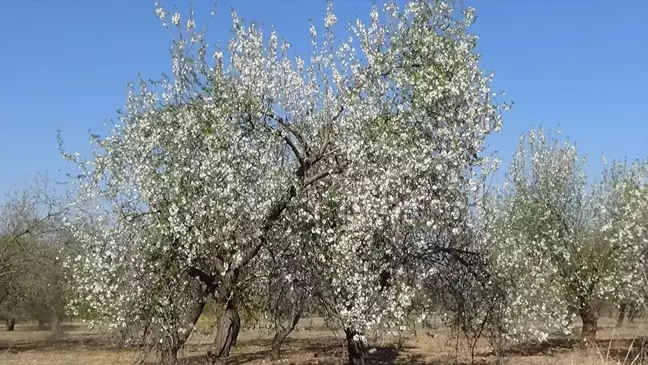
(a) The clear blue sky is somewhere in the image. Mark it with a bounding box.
[1,0,647,198]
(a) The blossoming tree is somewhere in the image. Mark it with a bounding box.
[61,1,505,364]
[596,159,648,330]
[488,128,648,346]
[0,175,73,334]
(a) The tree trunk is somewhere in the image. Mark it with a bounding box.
[51,311,63,336]
[345,328,366,365]
[616,302,627,328]
[161,345,179,365]
[37,318,47,330]
[159,282,210,365]
[628,302,637,324]
[271,310,302,360]
[207,306,241,365]
[6,318,15,331]
[397,329,405,349]
[579,299,600,347]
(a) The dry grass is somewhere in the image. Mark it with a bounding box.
[0,316,646,365]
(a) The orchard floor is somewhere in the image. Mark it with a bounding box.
[0,317,646,365]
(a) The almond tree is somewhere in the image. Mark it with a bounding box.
[0,175,71,333]
[598,160,648,329]
[489,128,648,346]
[61,1,505,364]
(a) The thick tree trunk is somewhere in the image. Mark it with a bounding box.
[579,299,600,347]
[207,306,241,365]
[616,302,627,328]
[6,318,15,331]
[271,310,302,360]
[345,328,366,365]
[204,266,243,365]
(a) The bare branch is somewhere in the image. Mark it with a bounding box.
[265,111,309,157]
[316,106,344,161]
[303,163,348,188]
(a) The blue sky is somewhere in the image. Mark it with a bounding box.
[1,0,647,198]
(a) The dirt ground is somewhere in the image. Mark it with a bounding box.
[0,316,646,365]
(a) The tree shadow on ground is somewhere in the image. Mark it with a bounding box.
[487,335,648,363]
[12,323,78,332]
[178,345,486,365]
[0,333,138,353]
[492,337,579,357]
[597,336,648,363]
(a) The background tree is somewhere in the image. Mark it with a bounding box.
[598,160,648,329]
[489,128,648,346]
[0,174,72,334]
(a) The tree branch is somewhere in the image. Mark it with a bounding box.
[238,185,297,269]
[315,106,344,162]
[265,111,309,157]
[303,163,348,188]
[187,266,221,293]
[283,136,304,166]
